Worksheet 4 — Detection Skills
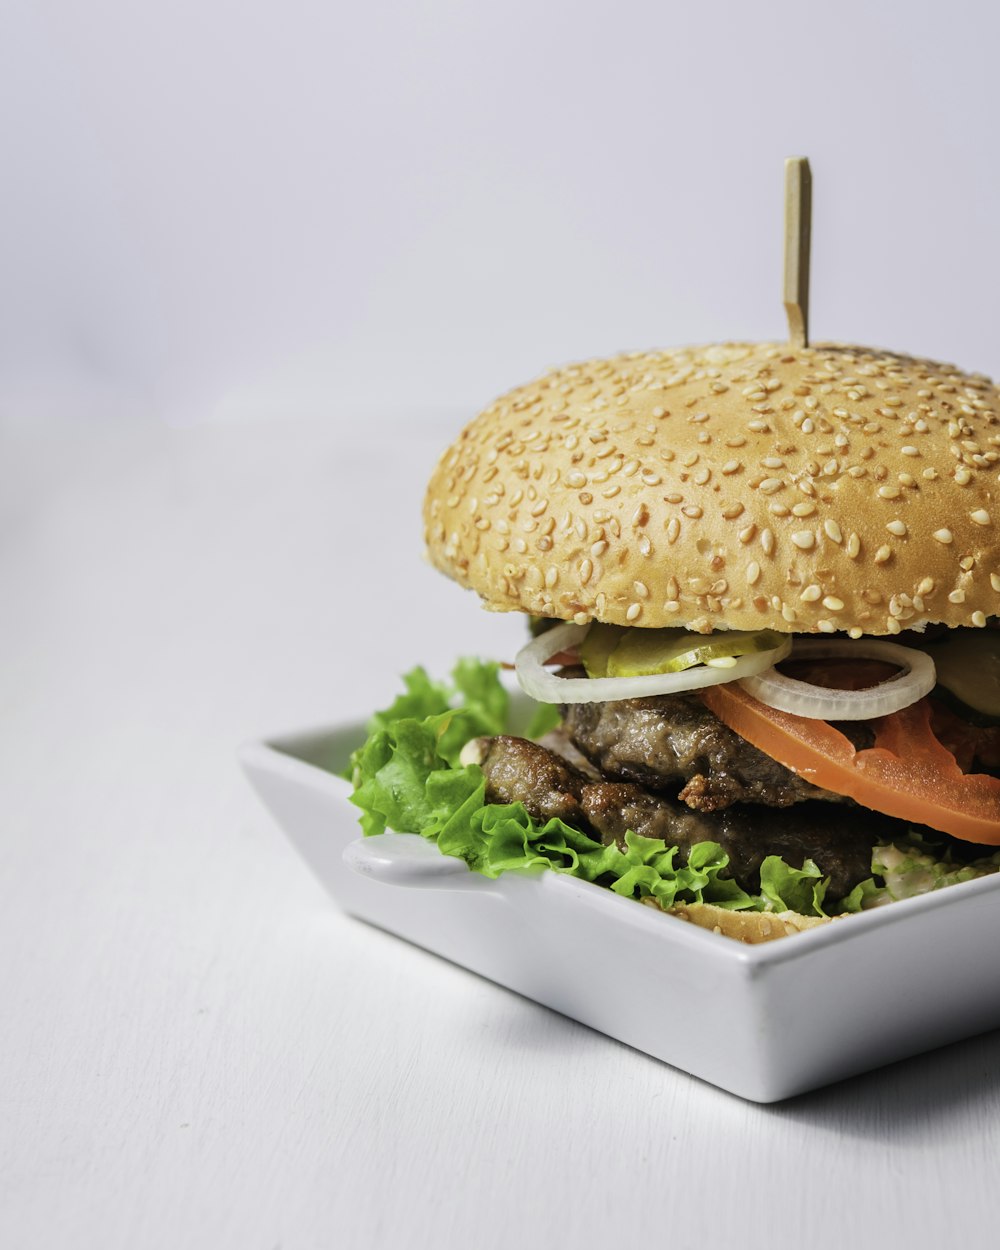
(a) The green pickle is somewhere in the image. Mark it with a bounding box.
[581,625,785,679]
[926,631,1000,723]
[578,623,627,678]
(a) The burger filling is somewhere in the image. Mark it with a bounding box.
[349,628,1000,928]
[465,732,882,900]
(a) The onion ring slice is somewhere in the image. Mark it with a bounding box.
[515,621,792,704]
[739,638,936,720]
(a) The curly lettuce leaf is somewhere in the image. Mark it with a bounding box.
[758,856,828,916]
[350,660,759,911]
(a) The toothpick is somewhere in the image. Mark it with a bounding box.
[783,157,812,349]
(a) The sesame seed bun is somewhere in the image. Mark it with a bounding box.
[424,342,1000,635]
[648,898,832,943]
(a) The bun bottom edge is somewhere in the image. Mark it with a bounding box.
[645,898,833,943]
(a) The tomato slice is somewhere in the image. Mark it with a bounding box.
[700,683,1000,844]
[930,701,1000,773]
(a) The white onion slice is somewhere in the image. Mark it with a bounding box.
[739,638,936,720]
[515,621,793,704]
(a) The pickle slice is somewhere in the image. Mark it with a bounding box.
[579,623,627,678]
[927,631,1000,723]
[605,627,787,679]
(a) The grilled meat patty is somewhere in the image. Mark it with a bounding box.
[469,733,883,898]
[560,690,845,811]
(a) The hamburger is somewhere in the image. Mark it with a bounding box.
[348,338,1000,942]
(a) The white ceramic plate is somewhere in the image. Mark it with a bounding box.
[240,708,1000,1103]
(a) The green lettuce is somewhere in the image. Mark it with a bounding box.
[348,659,1000,917]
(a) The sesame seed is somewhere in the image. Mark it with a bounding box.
[886,520,907,537]
[822,596,845,612]
[738,524,757,544]
[633,580,649,599]
[971,509,991,525]
[762,456,784,469]
[746,561,761,585]
[761,528,775,556]
[961,556,975,571]
[817,619,837,634]
[933,529,954,544]
[722,460,742,475]
[973,611,988,627]
[820,517,845,542]
[901,445,919,457]
[666,518,680,544]
[800,585,821,602]
[877,485,901,500]
[874,546,892,564]
[917,577,936,596]
[991,573,1000,592]
[663,600,680,613]
[759,478,784,494]
[626,603,642,622]
[579,558,593,585]
[791,530,815,550]
[792,501,816,517]
[949,590,966,604]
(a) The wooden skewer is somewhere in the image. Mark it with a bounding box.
[783,156,812,349]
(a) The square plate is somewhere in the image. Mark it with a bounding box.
[241,707,1000,1102]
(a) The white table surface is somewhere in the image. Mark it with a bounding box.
[5,415,1000,1250]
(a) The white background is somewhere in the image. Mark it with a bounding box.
[6,3,1000,1248]
[4,0,1000,428]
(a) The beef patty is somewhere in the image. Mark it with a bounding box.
[560,690,847,811]
[467,733,885,899]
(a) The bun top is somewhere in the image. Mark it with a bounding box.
[423,342,1000,635]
